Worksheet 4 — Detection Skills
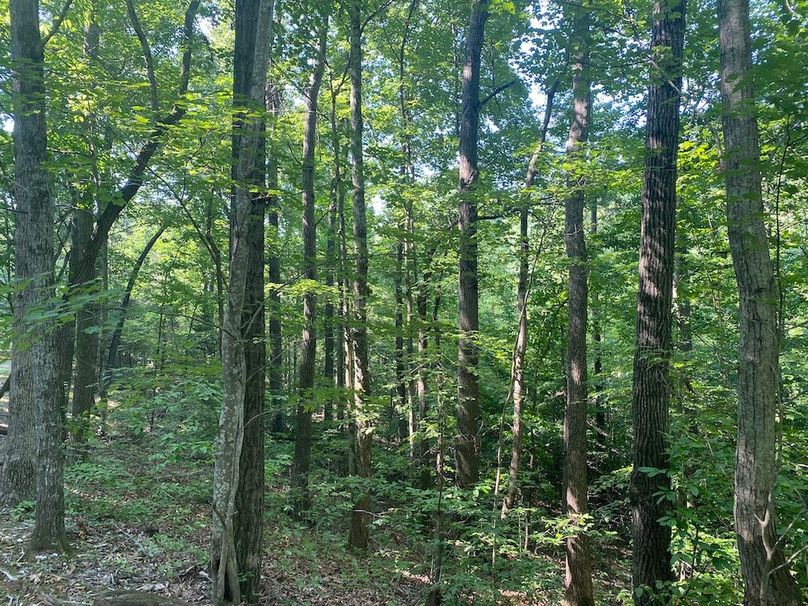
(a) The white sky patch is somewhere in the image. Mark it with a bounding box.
[2,117,12,133]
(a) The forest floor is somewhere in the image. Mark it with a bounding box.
[0,411,630,605]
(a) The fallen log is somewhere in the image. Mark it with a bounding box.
[91,592,190,606]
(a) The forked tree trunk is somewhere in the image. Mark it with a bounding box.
[629,0,685,601]
[211,1,273,603]
[347,0,373,550]
[292,18,327,515]
[8,0,66,551]
[718,0,802,602]
[456,0,489,489]
[562,6,594,604]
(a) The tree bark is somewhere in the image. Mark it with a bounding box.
[629,1,685,601]
[456,0,489,489]
[8,0,66,551]
[292,16,327,515]
[718,0,802,602]
[347,0,372,550]
[211,1,272,603]
[562,6,594,604]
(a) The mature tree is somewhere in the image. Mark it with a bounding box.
[562,5,594,604]
[292,10,328,515]
[718,0,802,602]
[211,0,273,602]
[629,0,686,601]
[456,0,489,489]
[7,0,66,551]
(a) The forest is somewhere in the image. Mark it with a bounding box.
[0,0,806,604]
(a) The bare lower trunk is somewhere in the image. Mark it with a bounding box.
[629,1,685,601]
[718,0,801,602]
[456,0,489,489]
[562,7,594,604]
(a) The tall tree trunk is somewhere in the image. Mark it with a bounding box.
[8,0,66,551]
[562,6,594,604]
[718,0,802,602]
[211,1,272,603]
[501,77,557,517]
[456,0,489,489]
[292,17,327,515]
[267,75,284,434]
[591,202,605,452]
[347,0,372,550]
[629,1,685,601]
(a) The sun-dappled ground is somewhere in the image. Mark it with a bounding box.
[0,428,629,605]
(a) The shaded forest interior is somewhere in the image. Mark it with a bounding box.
[0,0,806,604]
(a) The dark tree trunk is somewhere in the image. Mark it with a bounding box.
[718,0,802,602]
[591,201,605,452]
[456,0,489,489]
[562,6,594,604]
[8,0,66,551]
[292,19,327,515]
[629,1,685,601]
[212,1,272,603]
[347,0,372,550]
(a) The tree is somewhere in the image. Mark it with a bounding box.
[211,0,273,602]
[456,0,489,490]
[629,0,686,601]
[717,0,802,602]
[292,9,328,515]
[561,4,594,604]
[7,0,66,551]
[347,0,373,550]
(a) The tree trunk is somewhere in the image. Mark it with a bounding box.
[591,201,605,453]
[347,0,372,550]
[718,0,802,602]
[8,0,66,551]
[211,1,273,603]
[292,18,327,515]
[562,6,594,604]
[456,0,489,489]
[629,1,685,601]
[267,75,285,434]
[502,77,557,517]
[104,227,166,380]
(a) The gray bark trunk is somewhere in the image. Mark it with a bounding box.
[718,0,802,602]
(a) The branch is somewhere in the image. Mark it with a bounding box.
[72,0,201,288]
[125,0,160,114]
[41,0,75,48]
[480,79,518,107]
[361,0,396,33]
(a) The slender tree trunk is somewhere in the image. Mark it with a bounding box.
[502,78,557,517]
[562,6,594,604]
[104,227,166,380]
[8,0,66,551]
[292,19,327,515]
[323,183,337,423]
[347,0,372,550]
[590,202,605,452]
[629,2,685,602]
[267,76,284,434]
[211,1,272,603]
[718,0,802,602]
[456,0,489,489]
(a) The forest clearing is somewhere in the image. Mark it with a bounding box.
[0,0,806,604]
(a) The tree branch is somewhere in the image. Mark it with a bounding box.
[41,0,75,48]
[125,0,160,114]
[480,79,518,107]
